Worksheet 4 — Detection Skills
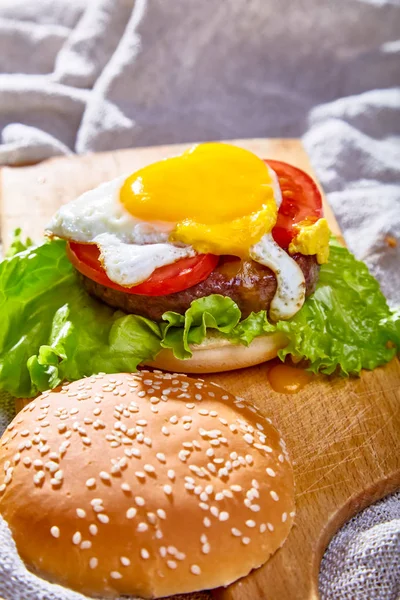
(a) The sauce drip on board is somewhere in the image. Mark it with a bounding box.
[267,363,312,394]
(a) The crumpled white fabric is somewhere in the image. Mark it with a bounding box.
[0,1,399,599]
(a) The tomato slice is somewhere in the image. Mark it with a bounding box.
[266,160,323,249]
[67,242,219,296]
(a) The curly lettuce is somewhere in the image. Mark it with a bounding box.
[0,236,398,398]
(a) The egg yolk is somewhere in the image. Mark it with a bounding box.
[120,143,279,256]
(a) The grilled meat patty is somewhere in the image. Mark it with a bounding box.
[79,253,319,321]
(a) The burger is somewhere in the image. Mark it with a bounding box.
[0,372,295,598]
[0,143,398,398]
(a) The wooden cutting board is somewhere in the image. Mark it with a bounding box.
[1,139,399,600]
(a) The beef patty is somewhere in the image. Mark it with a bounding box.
[79,253,319,321]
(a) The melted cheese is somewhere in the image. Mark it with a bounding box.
[289,218,330,264]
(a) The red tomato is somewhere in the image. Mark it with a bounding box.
[266,160,323,249]
[66,242,218,296]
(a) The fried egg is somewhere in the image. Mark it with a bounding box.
[46,143,306,320]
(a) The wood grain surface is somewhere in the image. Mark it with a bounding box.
[1,139,399,600]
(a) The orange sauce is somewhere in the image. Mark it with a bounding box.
[267,363,312,394]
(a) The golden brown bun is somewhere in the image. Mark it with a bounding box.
[1,372,295,598]
[144,332,288,374]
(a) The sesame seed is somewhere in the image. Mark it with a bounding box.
[89,525,98,536]
[167,560,177,569]
[178,450,188,462]
[120,557,131,567]
[50,526,60,539]
[242,537,251,545]
[137,522,148,532]
[91,498,103,506]
[72,532,82,545]
[126,508,137,519]
[219,511,229,521]
[266,468,276,477]
[210,506,219,517]
[190,564,201,575]
[260,523,267,533]
[86,478,96,489]
[246,520,256,528]
[245,455,254,465]
[110,571,123,579]
[163,484,172,495]
[167,469,175,481]
[147,512,156,525]
[100,471,111,482]
[250,504,261,512]
[144,464,155,474]
[202,543,210,554]
[76,509,86,519]
[203,517,211,528]
[141,549,150,560]
[268,523,274,531]
[89,558,98,569]
[282,512,288,523]
[161,426,169,436]
[81,541,92,550]
[290,511,296,518]
[270,490,279,502]
[97,514,109,524]
[121,482,131,492]
[156,452,166,463]
[135,496,145,506]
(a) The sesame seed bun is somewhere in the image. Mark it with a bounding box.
[0,372,295,598]
[143,332,288,374]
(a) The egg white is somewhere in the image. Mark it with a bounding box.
[46,176,193,287]
[250,233,306,320]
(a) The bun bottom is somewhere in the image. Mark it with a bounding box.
[143,332,288,374]
[14,335,288,415]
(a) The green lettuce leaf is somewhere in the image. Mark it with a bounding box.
[161,295,242,359]
[0,236,398,398]
[276,239,400,374]
[0,239,161,397]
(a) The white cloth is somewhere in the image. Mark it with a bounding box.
[0,1,399,599]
